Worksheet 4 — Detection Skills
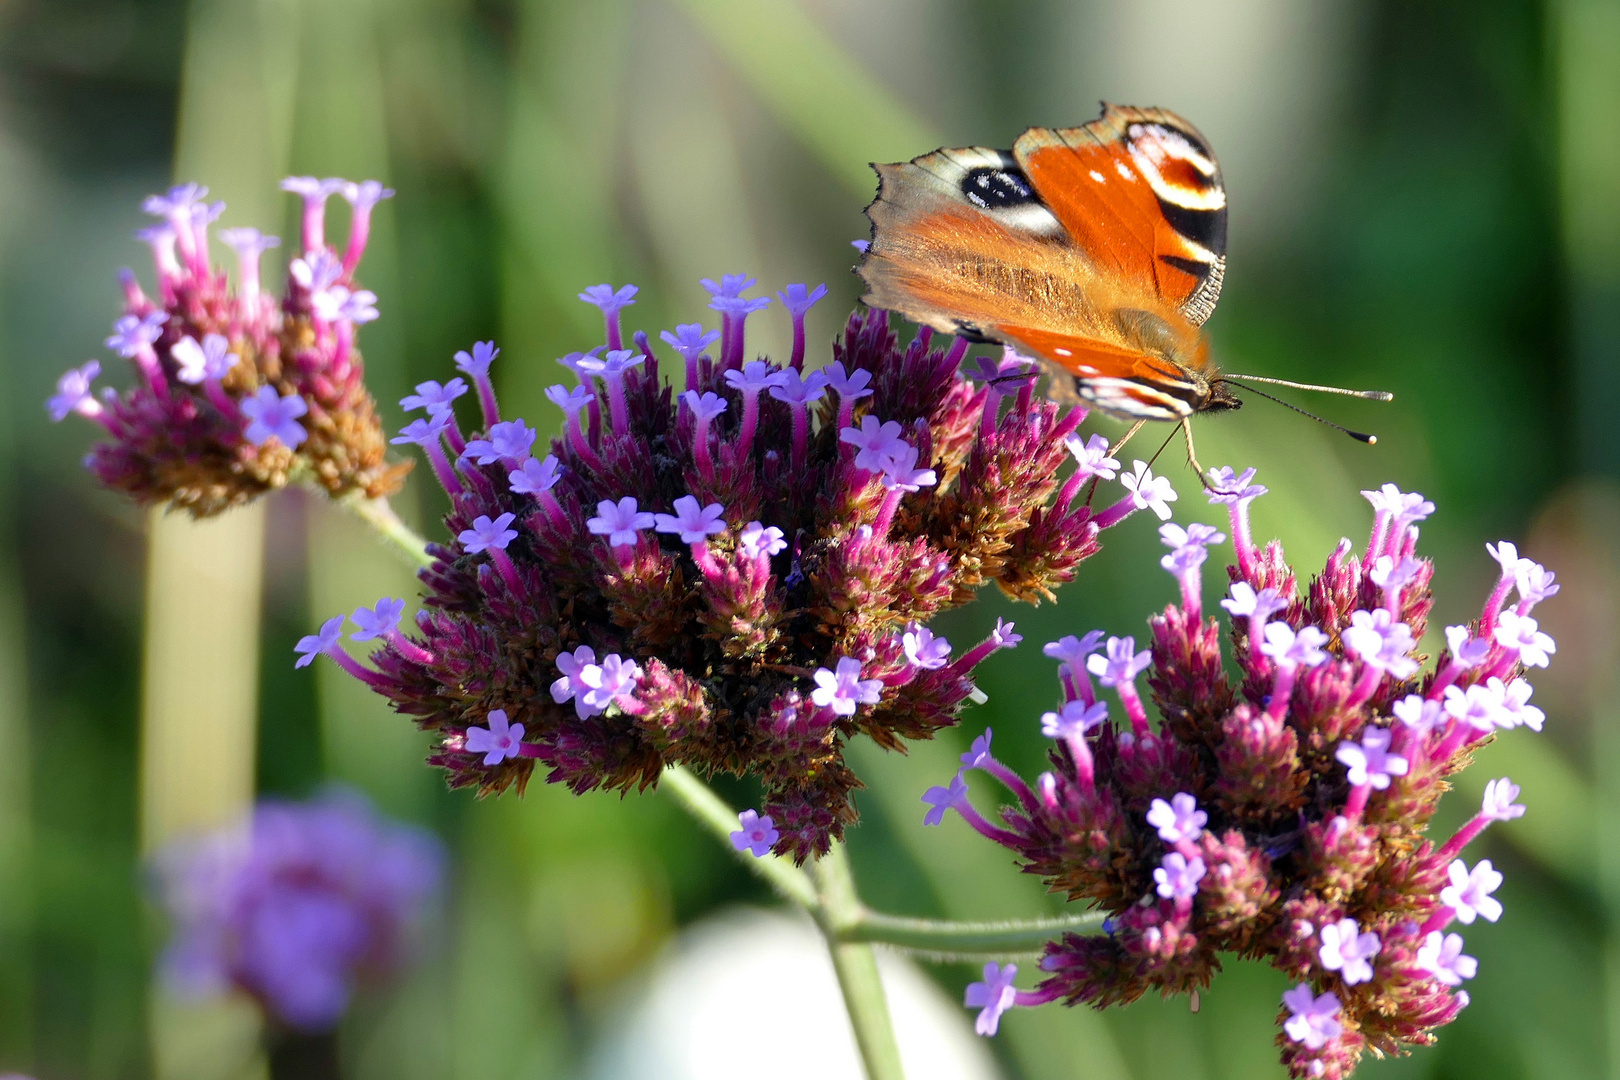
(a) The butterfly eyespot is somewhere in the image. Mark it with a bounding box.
[961,167,1035,209]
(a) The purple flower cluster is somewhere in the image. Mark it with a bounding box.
[48,179,408,514]
[936,472,1556,1077]
[154,789,443,1032]
[301,278,1184,860]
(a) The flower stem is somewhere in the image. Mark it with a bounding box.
[809,843,906,1080]
[842,909,1106,959]
[660,764,817,908]
[337,494,435,570]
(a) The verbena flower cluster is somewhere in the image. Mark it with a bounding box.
[155,789,443,1031]
[934,474,1557,1077]
[297,278,1187,860]
[48,178,408,514]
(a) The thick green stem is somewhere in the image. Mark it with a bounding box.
[336,494,435,569]
[810,844,906,1080]
[660,765,818,908]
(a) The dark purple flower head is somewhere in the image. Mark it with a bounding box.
[926,475,1556,1075]
[154,788,443,1032]
[62,180,409,515]
[324,293,1158,858]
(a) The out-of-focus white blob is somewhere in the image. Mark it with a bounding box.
[584,908,1004,1080]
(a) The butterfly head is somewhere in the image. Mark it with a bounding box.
[1199,377,1243,414]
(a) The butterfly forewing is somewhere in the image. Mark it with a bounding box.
[1013,106,1228,326]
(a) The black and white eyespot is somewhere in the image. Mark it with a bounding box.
[962,167,1035,209]
[916,147,1065,236]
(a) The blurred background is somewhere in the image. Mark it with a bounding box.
[1,0,1616,1076]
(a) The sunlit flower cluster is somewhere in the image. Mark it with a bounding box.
[934,474,1555,1077]
[48,178,407,514]
[297,279,1185,860]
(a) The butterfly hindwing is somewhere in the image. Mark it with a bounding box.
[996,324,1201,420]
[860,146,1111,343]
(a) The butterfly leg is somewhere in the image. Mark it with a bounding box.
[1181,419,1215,489]
[1109,420,1146,460]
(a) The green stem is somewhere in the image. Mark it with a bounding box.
[810,844,906,1080]
[337,494,435,569]
[843,909,1105,960]
[660,765,818,909]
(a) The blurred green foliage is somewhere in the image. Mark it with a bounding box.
[0,0,1612,1077]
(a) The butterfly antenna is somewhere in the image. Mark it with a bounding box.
[1221,380,1381,444]
[1220,374,1393,402]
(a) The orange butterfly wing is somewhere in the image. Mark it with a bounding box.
[1011,105,1227,324]
[857,104,1230,421]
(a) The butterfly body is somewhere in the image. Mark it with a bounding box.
[858,104,1237,423]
